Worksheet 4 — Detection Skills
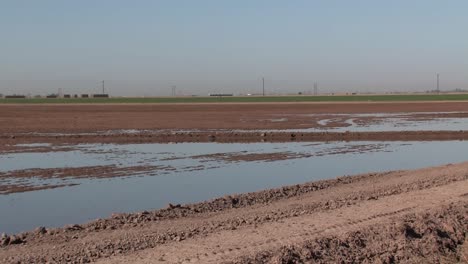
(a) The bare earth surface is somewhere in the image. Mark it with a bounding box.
[2,102,468,147]
[1,162,467,263]
[0,165,175,195]
[4,130,468,148]
[1,102,468,133]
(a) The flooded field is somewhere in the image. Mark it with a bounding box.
[12,111,468,136]
[2,103,468,263]
[1,140,467,233]
[247,111,468,132]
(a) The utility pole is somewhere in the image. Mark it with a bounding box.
[262,77,265,96]
[102,80,105,94]
[313,82,318,96]
[436,73,440,94]
[171,85,176,96]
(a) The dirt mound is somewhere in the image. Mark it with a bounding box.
[233,204,468,264]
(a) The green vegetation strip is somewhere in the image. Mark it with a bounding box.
[2,94,468,104]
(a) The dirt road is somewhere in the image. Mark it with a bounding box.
[1,162,467,263]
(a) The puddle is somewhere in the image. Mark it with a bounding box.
[1,141,468,233]
[278,112,468,132]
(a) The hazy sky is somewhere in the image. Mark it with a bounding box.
[1,1,467,96]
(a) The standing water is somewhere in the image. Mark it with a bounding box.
[0,141,467,233]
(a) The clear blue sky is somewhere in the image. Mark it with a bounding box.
[1,0,467,96]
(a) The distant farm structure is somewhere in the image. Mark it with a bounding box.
[4,95,26,99]
[4,93,112,99]
[93,94,110,98]
[208,93,233,97]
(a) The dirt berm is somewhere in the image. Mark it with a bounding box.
[1,162,467,263]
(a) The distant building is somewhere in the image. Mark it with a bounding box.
[46,95,58,98]
[5,95,26,99]
[92,94,109,98]
[81,94,89,98]
[208,93,233,97]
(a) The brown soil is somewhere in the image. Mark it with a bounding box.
[1,102,468,147]
[1,102,468,133]
[1,162,467,263]
[166,144,388,163]
[0,144,77,154]
[2,131,468,150]
[0,165,175,195]
[0,183,79,195]
[233,205,468,264]
[0,165,174,181]
[183,151,309,163]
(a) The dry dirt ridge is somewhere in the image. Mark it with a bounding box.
[1,162,468,263]
[3,131,468,149]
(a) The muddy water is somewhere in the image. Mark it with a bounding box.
[1,141,467,233]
